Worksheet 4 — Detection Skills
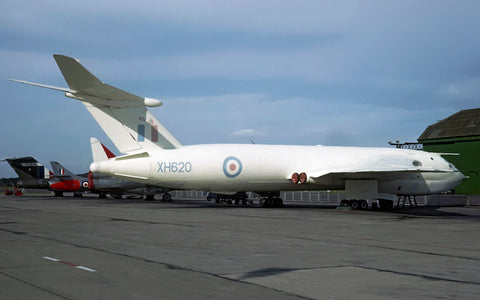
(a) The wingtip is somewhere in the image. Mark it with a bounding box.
[6,78,22,83]
[53,54,80,63]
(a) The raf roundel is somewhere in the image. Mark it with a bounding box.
[223,156,243,178]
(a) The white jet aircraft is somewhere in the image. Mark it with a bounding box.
[9,55,465,208]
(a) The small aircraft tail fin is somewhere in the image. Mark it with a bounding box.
[50,161,76,177]
[5,157,51,188]
[90,137,116,162]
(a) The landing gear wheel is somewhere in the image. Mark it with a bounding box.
[259,198,266,208]
[162,193,172,202]
[266,198,275,207]
[350,200,359,210]
[145,194,155,201]
[260,197,283,208]
[359,200,368,210]
[274,198,283,208]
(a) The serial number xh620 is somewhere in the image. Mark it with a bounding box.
[157,161,192,173]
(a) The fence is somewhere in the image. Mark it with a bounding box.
[171,190,343,203]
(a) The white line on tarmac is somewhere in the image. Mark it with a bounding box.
[42,256,97,272]
[43,256,60,262]
[75,266,97,272]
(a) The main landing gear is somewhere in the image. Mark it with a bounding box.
[207,192,284,208]
[162,193,173,202]
[207,192,251,206]
[258,192,283,208]
[259,197,283,208]
[143,193,172,202]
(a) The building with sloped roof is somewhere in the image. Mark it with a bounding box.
[418,108,480,194]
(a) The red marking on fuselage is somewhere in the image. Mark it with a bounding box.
[230,164,236,171]
[50,180,81,191]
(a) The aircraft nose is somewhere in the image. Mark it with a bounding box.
[448,171,466,190]
[456,171,466,183]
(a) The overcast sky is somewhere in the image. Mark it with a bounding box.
[1,0,479,178]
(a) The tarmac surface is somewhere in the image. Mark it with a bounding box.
[1,193,479,299]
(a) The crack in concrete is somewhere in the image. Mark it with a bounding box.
[0,270,71,300]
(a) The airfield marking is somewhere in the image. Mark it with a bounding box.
[76,266,97,272]
[42,256,97,272]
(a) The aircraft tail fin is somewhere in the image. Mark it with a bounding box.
[52,55,182,154]
[5,157,51,188]
[8,55,182,154]
[50,161,76,177]
[90,137,116,162]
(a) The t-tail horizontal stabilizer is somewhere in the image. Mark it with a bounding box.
[8,54,182,154]
[53,55,161,107]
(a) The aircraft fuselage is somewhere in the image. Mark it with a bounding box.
[90,144,464,196]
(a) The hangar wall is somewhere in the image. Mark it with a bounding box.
[418,108,480,195]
